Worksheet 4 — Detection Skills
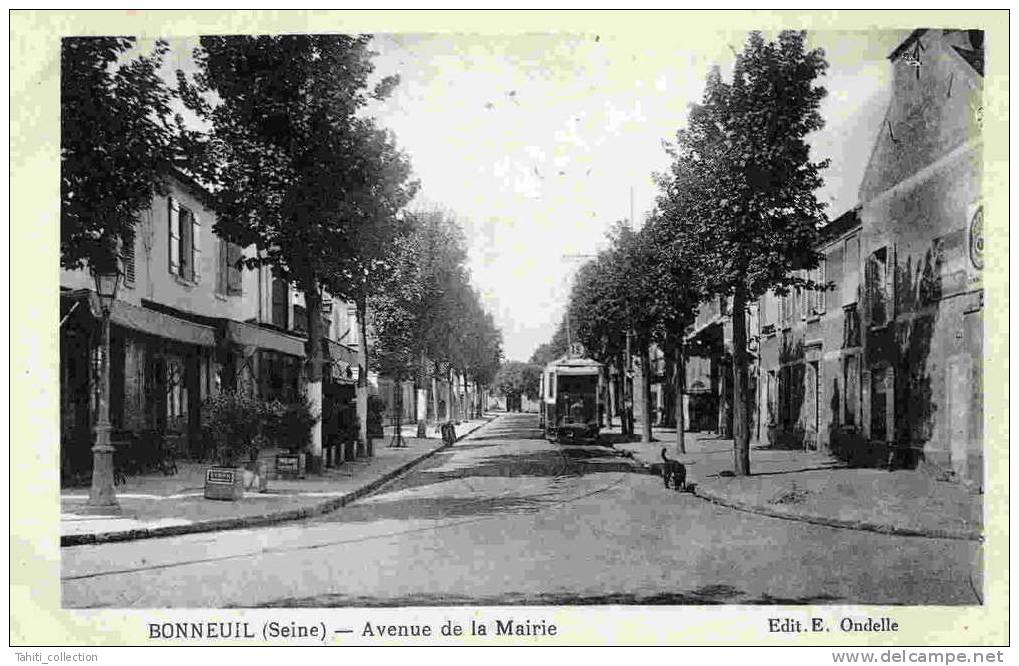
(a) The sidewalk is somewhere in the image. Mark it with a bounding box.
[607,425,982,541]
[61,416,494,547]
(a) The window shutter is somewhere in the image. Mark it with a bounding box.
[818,259,827,314]
[121,228,135,286]
[168,197,180,275]
[180,208,194,281]
[227,243,243,295]
[191,213,201,282]
[217,238,227,294]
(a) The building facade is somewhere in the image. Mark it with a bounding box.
[753,29,984,485]
[855,29,984,484]
[60,171,360,480]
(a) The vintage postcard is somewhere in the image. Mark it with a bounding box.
[10,8,1008,650]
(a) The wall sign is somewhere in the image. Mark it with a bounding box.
[969,205,984,270]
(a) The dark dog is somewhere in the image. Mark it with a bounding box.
[660,448,687,491]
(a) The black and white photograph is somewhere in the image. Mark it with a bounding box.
[10,8,1007,649]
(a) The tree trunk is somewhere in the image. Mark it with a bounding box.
[393,379,404,447]
[615,353,626,434]
[732,288,751,476]
[619,329,627,435]
[463,373,470,419]
[304,289,324,472]
[662,343,676,427]
[674,340,686,455]
[639,346,653,443]
[355,296,369,458]
[447,367,455,423]
[602,364,612,428]
[431,363,440,425]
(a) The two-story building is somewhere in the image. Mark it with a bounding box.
[756,209,863,453]
[60,170,360,479]
[855,29,984,485]
[754,29,984,486]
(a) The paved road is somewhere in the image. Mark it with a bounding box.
[63,412,982,607]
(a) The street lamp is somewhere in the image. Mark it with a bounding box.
[84,262,122,514]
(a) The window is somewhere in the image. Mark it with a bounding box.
[866,247,890,326]
[843,235,860,306]
[120,228,135,287]
[293,304,308,334]
[812,259,827,315]
[165,359,187,419]
[843,355,859,428]
[766,370,778,425]
[870,365,889,440]
[271,274,289,329]
[168,197,200,282]
[217,239,243,296]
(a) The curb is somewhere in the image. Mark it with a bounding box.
[630,458,981,542]
[691,483,983,542]
[61,416,497,547]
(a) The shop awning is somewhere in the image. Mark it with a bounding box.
[63,290,216,347]
[324,339,358,383]
[224,320,307,357]
[325,339,358,366]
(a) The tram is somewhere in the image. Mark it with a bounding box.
[539,348,603,443]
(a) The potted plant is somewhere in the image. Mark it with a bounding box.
[201,392,264,500]
[267,397,318,479]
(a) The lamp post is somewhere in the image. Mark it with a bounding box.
[84,263,122,514]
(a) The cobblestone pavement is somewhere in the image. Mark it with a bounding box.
[62,413,982,608]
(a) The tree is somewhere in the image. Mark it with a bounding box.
[369,209,502,428]
[567,249,628,431]
[642,209,706,453]
[182,35,418,467]
[529,318,570,367]
[663,30,829,474]
[368,233,425,447]
[61,37,183,271]
[493,361,541,411]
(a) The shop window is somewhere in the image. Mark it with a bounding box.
[165,359,188,419]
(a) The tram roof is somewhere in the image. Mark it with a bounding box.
[545,355,602,372]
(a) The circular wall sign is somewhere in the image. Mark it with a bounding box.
[969,205,984,270]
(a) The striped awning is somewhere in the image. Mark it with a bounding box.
[224,320,307,357]
[63,290,216,347]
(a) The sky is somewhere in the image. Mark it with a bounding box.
[158,28,909,363]
[363,29,908,362]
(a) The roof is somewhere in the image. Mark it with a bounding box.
[889,28,984,77]
[818,207,862,245]
[888,29,929,61]
[546,355,602,372]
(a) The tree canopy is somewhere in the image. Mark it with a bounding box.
[657,30,830,473]
[181,34,418,300]
[61,37,183,271]
[493,361,542,402]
